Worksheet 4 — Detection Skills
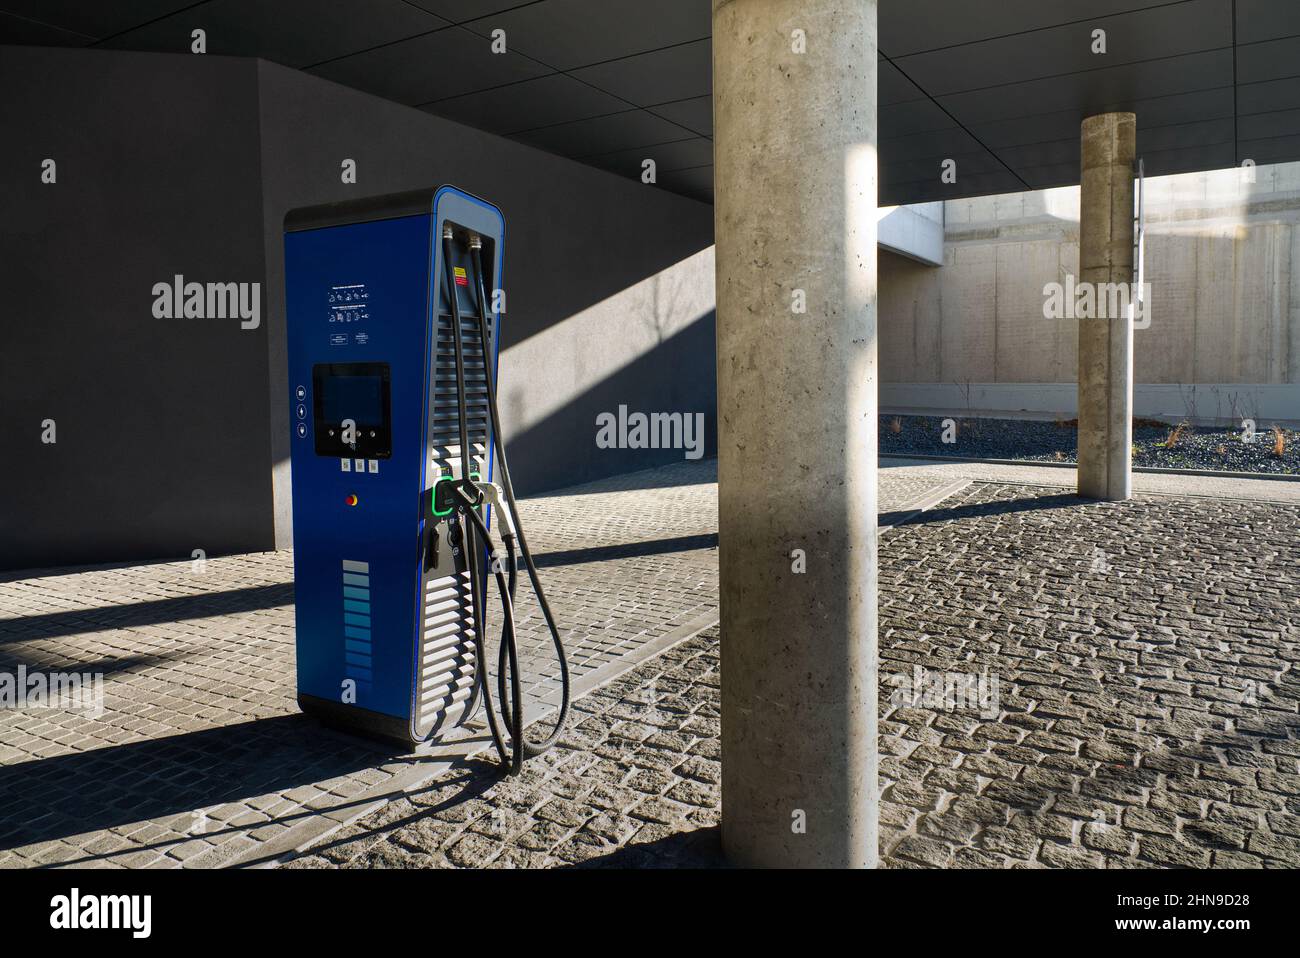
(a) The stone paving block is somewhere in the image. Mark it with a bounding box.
[892,834,954,867]
[1138,835,1212,868]
[981,826,1040,860]
[0,462,733,866]
[5,469,1299,870]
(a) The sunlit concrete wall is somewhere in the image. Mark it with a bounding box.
[878,201,944,266]
[257,59,717,535]
[880,162,1300,421]
[0,45,714,570]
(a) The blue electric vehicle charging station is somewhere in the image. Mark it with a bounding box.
[284,186,568,771]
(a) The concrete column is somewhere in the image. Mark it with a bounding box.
[713,0,878,868]
[1077,112,1136,500]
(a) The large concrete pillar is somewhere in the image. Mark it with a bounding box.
[713,0,878,868]
[1077,112,1136,500]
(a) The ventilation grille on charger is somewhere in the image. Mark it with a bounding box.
[414,309,494,739]
[429,311,490,479]
[416,568,478,736]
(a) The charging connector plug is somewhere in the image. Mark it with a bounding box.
[475,480,516,539]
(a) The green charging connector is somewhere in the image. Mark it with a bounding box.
[431,470,481,517]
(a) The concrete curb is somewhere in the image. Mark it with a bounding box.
[963,477,1300,507]
[226,607,721,868]
[879,478,972,533]
[526,606,721,721]
[881,452,1300,482]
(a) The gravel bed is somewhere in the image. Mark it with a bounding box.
[880,414,1300,475]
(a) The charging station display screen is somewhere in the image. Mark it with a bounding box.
[313,363,392,458]
[322,374,384,425]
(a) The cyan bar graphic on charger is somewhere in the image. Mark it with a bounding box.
[284,186,569,770]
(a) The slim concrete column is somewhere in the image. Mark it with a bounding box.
[713,0,878,868]
[1077,112,1136,501]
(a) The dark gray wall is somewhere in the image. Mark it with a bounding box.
[0,46,273,570]
[255,61,716,542]
[0,46,716,570]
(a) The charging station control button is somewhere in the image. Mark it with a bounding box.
[341,459,351,472]
[368,460,378,474]
[345,494,358,507]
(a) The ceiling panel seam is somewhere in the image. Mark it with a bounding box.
[503,92,712,138]
[88,0,225,47]
[959,80,1237,129]
[880,47,1032,191]
[886,0,1204,58]
[1231,0,1239,164]
[968,113,1240,155]
[0,7,96,41]
[571,134,709,163]
[405,23,709,143]
[920,44,1233,101]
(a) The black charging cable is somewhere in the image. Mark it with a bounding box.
[469,234,571,758]
[439,226,570,773]
[440,227,511,770]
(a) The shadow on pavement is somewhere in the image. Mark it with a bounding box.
[0,714,397,858]
[565,824,727,868]
[281,760,503,868]
[534,534,718,568]
[882,491,1088,531]
[0,582,294,644]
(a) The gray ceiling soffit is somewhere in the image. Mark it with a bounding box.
[4,0,1300,205]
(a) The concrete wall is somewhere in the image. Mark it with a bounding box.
[878,201,943,265]
[0,47,273,570]
[882,380,1299,424]
[880,163,1300,421]
[0,46,715,570]
[256,61,716,545]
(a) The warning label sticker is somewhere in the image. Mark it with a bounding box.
[453,266,468,287]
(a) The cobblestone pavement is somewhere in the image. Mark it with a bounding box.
[877,482,1300,868]
[0,460,959,868]
[7,466,1294,869]
[882,456,1300,503]
[290,481,1300,869]
[0,461,708,868]
[285,630,725,869]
